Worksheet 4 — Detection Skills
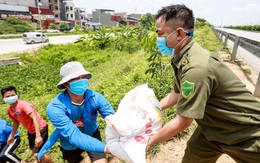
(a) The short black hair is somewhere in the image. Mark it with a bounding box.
[155,4,194,30]
[1,85,17,97]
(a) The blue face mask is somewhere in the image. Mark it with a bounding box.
[156,37,174,56]
[156,29,194,56]
[69,79,89,95]
[156,29,177,56]
[4,95,18,105]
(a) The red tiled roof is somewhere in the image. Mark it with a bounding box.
[29,6,54,15]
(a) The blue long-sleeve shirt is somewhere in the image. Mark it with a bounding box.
[38,89,114,159]
[0,120,20,146]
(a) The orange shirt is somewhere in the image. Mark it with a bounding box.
[8,100,47,134]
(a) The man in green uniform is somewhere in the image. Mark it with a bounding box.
[146,4,260,163]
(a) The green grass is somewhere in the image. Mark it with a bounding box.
[0,43,156,162]
[0,25,225,162]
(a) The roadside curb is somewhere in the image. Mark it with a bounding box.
[0,57,21,67]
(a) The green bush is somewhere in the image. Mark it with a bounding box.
[49,23,57,30]
[0,17,34,34]
[0,24,16,34]
[12,24,34,33]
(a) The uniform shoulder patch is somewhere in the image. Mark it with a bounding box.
[181,80,194,99]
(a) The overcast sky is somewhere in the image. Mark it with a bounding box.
[73,0,260,26]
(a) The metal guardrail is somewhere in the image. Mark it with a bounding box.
[212,28,260,98]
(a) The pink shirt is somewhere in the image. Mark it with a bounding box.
[8,100,47,134]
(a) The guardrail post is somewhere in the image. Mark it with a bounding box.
[224,33,229,48]
[218,31,222,39]
[231,36,240,61]
[254,72,260,98]
[220,32,224,42]
[212,28,217,35]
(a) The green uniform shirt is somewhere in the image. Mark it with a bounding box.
[171,40,260,145]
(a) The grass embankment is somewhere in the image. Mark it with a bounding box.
[0,25,225,162]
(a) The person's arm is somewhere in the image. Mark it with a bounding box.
[8,119,19,144]
[47,102,106,153]
[146,115,193,151]
[38,129,62,160]
[160,91,180,110]
[28,112,43,147]
[94,92,115,119]
[5,122,13,135]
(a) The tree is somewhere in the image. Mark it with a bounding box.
[195,18,212,28]
[49,23,57,30]
[140,13,155,30]
[60,23,69,31]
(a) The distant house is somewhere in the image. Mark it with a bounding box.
[0,0,55,29]
[0,0,142,30]
[92,9,141,27]
[29,6,54,29]
[59,0,74,28]
[92,9,116,26]
[74,7,87,27]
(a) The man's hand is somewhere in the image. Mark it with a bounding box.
[35,136,43,147]
[146,139,152,152]
[7,137,15,145]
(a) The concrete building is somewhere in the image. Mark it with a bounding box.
[0,0,141,30]
[48,0,61,23]
[92,9,141,27]
[92,9,116,26]
[29,6,54,29]
[74,7,87,26]
[0,0,32,20]
[37,0,49,8]
[0,0,55,29]
[127,13,142,25]
[0,0,35,6]
[0,4,31,19]
[86,13,92,21]
[128,13,142,20]
[59,0,75,28]
[60,0,74,20]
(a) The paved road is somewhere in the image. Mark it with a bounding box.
[215,28,260,84]
[215,28,260,42]
[0,35,81,55]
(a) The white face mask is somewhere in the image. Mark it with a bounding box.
[4,95,18,105]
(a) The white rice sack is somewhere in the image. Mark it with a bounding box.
[105,83,162,163]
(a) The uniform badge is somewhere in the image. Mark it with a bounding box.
[181,80,194,99]
[181,57,188,66]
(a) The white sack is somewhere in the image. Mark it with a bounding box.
[105,83,162,163]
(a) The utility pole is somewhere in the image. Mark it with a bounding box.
[98,9,101,23]
[37,0,44,46]
[134,7,137,25]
